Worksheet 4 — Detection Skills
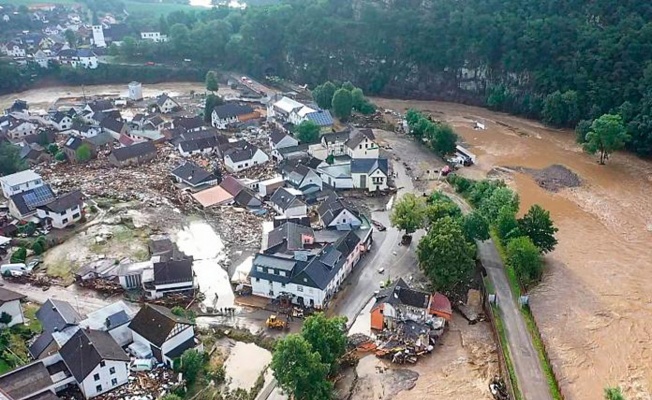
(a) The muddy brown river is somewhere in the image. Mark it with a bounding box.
[374,98,652,399]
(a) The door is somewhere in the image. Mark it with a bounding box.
[359,174,366,189]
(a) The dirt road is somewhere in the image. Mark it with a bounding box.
[372,97,652,399]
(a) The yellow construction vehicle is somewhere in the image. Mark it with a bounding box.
[266,315,288,330]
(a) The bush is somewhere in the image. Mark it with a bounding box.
[506,236,543,287]
[31,241,44,255]
[10,247,27,263]
[54,151,66,162]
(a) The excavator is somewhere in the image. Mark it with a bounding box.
[266,315,288,330]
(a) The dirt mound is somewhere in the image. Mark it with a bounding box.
[513,164,581,192]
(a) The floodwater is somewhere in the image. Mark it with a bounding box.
[223,342,271,391]
[373,98,652,399]
[174,221,234,310]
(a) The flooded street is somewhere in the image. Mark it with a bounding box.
[374,98,652,399]
[174,221,234,310]
[223,342,271,391]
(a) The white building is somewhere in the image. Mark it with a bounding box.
[281,163,323,195]
[79,301,136,347]
[317,193,363,230]
[350,158,389,192]
[155,94,179,114]
[36,190,84,229]
[92,25,106,47]
[6,44,26,58]
[0,169,44,198]
[269,187,307,218]
[5,119,37,139]
[269,129,299,161]
[0,287,26,327]
[128,81,143,101]
[142,259,195,299]
[345,128,380,159]
[51,111,73,131]
[140,32,167,42]
[58,328,130,398]
[128,304,201,367]
[223,142,269,172]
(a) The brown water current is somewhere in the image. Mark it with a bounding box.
[374,98,652,399]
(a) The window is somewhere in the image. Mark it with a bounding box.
[359,144,362,149]
[257,266,263,272]
[111,378,118,386]
[62,218,68,224]
[255,278,260,282]
[100,361,105,367]
[94,373,100,381]
[279,271,286,277]
[281,283,286,288]
[297,285,303,292]
[96,385,102,393]
[109,367,115,375]
[72,212,80,219]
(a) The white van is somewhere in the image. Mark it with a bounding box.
[1,263,27,276]
[130,358,155,371]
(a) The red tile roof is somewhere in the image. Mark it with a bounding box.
[429,292,452,319]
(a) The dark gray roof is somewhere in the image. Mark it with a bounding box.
[269,129,288,145]
[374,278,430,309]
[350,158,389,175]
[270,187,305,212]
[153,259,193,285]
[128,304,193,348]
[59,328,129,382]
[87,100,113,113]
[63,136,83,151]
[171,162,216,186]
[147,115,164,126]
[0,287,25,305]
[219,176,244,197]
[132,113,145,122]
[224,141,261,163]
[100,117,126,133]
[174,116,205,130]
[277,144,309,157]
[0,362,52,400]
[234,188,262,208]
[250,254,303,284]
[106,310,130,328]
[156,94,177,107]
[317,193,361,226]
[85,132,115,147]
[51,111,69,124]
[10,185,55,216]
[40,190,83,214]
[36,299,82,333]
[213,104,254,119]
[111,141,156,161]
[265,222,315,253]
[321,131,349,143]
[29,332,54,359]
[178,136,221,153]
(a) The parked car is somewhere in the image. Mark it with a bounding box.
[26,259,41,272]
[372,220,386,231]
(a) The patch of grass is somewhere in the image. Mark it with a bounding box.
[492,304,523,400]
[23,303,42,334]
[0,359,10,374]
[47,259,75,285]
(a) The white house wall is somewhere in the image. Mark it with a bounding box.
[251,278,326,308]
[328,209,361,228]
[161,324,195,364]
[79,360,129,398]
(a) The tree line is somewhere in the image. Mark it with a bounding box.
[404,109,458,157]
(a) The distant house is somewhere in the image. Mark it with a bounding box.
[262,221,316,254]
[310,131,350,159]
[50,111,73,131]
[0,287,26,327]
[177,135,224,157]
[269,187,307,218]
[142,259,195,300]
[100,118,128,137]
[19,143,51,166]
[222,141,269,172]
[0,169,44,198]
[191,185,234,208]
[70,122,101,138]
[211,104,259,129]
[5,118,37,139]
[233,188,262,208]
[155,94,179,114]
[6,44,26,57]
[8,184,56,220]
[63,136,94,163]
[58,328,130,398]
[140,31,167,42]
[317,193,362,230]
[257,176,285,198]
[78,301,136,347]
[36,190,84,229]
[57,49,98,69]
[170,161,218,189]
[304,109,334,133]
[281,163,323,195]
[33,49,50,68]
[345,128,379,159]
[108,141,157,167]
[350,158,389,192]
[5,100,28,114]
[219,176,244,198]
[370,278,452,331]
[267,96,303,123]
[173,116,205,132]
[269,129,299,161]
[29,299,82,359]
[128,304,201,367]
[318,163,354,190]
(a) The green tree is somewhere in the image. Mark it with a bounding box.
[506,236,543,287]
[301,313,347,375]
[64,29,77,49]
[604,387,626,400]
[518,204,558,253]
[430,123,458,156]
[76,144,92,162]
[461,212,490,241]
[583,114,630,164]
[47,143,59,155]
[295,120,320,143]
[332,88,353,120]
[390,193,426,234]
[313,81,336,109]
[31,241,44,256]
[351,87,365,110]
[204,94,224,123]
[480,187,519,223]
[55,151,66,162]
[325,154,335,164]
[496,206,520,244]
[417,217,476,293]
[575,119,592,144]
[271,334,332,400]
[425,193,462,224]
[205,71,219,93]
[10,247,27,264]
[0,312,12,325]
[179,349,204,384]
[0,142,26,175]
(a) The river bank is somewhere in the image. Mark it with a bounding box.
[373,98,652,399]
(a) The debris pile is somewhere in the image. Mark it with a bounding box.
[78,278,125,295]
[489,376,510,400]
[2,273,55,288]
[95,368,183,400]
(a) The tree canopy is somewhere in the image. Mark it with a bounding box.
[506,236,543,287]
[76,144,92,162]
[0,142,26,175]
[390,193,426,234]
[204,93,224,123]
[583,114,630,164]
[332,88,353,120]
[295,120,320,143]
[312,81,336,110]
[518,205,558,253]
[205,70,219,93]
[179,349,204,384]
[300,314,347,374]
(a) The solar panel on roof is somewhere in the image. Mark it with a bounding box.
[23,185,55,209]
